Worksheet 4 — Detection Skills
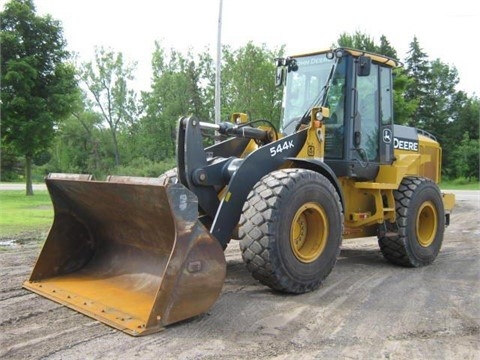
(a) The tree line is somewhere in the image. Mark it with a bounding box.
[1,0,478,195]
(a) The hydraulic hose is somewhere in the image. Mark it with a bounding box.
[200,121,270,142]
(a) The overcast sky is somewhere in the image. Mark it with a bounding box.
[2,0,479,96]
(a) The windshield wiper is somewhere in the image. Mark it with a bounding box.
[282,63,337,133]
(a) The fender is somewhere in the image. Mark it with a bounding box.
[287,157,345,210]
[210,130,308,248]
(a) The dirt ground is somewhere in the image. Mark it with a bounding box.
[1,190,478,360]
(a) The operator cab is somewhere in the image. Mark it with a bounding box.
[278,48,398,180]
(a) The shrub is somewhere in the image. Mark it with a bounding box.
[111,157,176,177]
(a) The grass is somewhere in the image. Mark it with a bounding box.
[0,190,53,238]
[439,180,480,190]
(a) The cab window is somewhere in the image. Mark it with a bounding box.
[357,63,379,161]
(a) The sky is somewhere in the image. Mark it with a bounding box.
[2,0,479,96]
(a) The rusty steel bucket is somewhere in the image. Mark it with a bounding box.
[23,174,226,336]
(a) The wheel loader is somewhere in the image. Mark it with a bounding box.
[24,47,455,336]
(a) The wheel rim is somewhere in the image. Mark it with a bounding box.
[290,202,328,263]
[416,201,438,247]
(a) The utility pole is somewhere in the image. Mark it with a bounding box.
[215,0,223,125]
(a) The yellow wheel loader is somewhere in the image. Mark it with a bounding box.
[24,48,455,336]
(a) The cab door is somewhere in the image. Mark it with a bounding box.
[350,61,394,180]
[348,60,380,180]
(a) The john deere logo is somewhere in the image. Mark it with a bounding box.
[394,137,419,152]
[383,129,392,144]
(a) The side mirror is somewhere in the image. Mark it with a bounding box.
[357,56,371,77]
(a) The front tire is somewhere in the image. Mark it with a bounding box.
[378,177,445,267]
[239,168,343,294]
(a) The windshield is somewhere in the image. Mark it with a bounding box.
[281,54,336,134]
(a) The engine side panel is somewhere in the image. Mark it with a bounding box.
[393,125,441,183]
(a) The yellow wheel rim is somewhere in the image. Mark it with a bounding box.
[416,201,438,247]
[290,202,328,263]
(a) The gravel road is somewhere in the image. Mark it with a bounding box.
[0,190,478,359]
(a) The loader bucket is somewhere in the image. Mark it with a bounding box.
[23,174,226,336]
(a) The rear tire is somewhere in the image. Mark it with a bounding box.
[239,168,343,294]
[378,176,445,267]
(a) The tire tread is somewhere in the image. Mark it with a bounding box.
[239,168,343,293]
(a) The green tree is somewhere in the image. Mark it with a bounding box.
[48,98,106,176]
[422,59,460,173]
[404,36,430,127]
[0,143,22,181]
[392,67,417,125]
[452,94,479,140]
[452,132,480,180]
[1,0,78,195]
[221,42,284,128]
[424,59,459,127]
[139,43,214,161]
[80,47,139,166]
[337,31,376,52]
[378,35,398,59]
[404,37,472,178]
[443,93,480,178]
